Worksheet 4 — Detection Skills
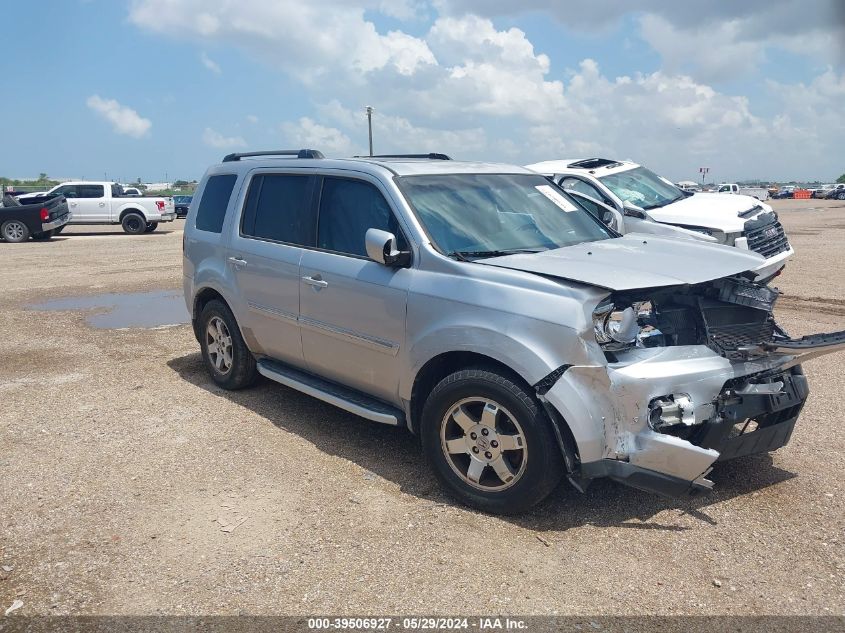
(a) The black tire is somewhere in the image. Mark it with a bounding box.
[838,192,845,201]
[121,212,146,235]
[31,230,55,241]
[199,299,257,390]
[144,222,159,233]
[1,220,30,243]
[420,367,564,514]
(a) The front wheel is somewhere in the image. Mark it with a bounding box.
[121,212,146,235]
[420,368,564,514]
[1,220,30,243]
[838,192,845,201]
[144,222,159,233]
[199,300,257,390]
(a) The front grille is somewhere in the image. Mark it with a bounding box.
[745,216,790,258]
[707,321,775,359]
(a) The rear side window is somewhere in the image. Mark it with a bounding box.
[241,174,313,245]
[195,174,237,233]
[77,184,104,198]
[317,177,405,257]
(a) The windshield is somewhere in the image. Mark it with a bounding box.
[397,173,613,257]
[597,166,684,210]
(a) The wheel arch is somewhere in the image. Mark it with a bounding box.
[118,207,148,222]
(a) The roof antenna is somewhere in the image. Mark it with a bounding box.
[365,106,374,157]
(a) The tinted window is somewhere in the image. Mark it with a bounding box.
[54,185,78,198]
[241,174,313,245]
[111,184,123,197]
[317,178,405,257]
[77,184,104,198]
[195,174,237,233]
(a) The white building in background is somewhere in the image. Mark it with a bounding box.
[143,182,172,192]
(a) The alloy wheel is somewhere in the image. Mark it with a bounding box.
[206,316,234,374]
[440,397,528,491]
[3,222,25,241]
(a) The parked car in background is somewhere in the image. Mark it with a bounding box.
[18,181,175,234]
[0,194,70,242]
[716,183,770,201]
[183,149,845,514]
[825,184,845,200]
[525,159,792,281]
[772,186,795,199]
[173,195,193,218]
[122,187,143,197]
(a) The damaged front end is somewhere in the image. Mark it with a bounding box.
[545,275,845,498]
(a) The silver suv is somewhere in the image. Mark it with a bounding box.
[183,150,845,514]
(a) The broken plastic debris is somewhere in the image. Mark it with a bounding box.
[5,599,23,616]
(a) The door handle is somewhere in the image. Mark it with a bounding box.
[302,275,328,289]
[99,202,105,207]
[228,256,248,267]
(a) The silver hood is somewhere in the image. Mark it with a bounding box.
[477,234,765,291]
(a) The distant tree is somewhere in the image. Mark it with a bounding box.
[837,173,845,184]
[173,179,190,187]
[37,172,49,182]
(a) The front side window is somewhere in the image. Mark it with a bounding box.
[241,174,313,246]
[597,167,684,210]
[77,184,105,198]
[397,173,612,257]
[317,177,406,257]
[195,174,237,233]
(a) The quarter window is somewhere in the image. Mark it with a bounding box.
[241,174,313,246]
[559,177,610,205]
[195,174,237,233]
[317,177,405,257]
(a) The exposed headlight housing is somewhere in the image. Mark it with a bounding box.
[593,301,662,351]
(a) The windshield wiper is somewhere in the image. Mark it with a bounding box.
[448,248,547,260]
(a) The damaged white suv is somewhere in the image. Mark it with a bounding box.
[185,151,843,514]
[526,158,794,281]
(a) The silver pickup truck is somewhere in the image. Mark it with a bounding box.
[183,150,845,514]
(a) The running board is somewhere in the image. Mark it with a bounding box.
[256,359,403,426]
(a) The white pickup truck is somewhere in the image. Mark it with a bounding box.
[526,158,793,281]
[17,182,175,234]
[715,183,770,201]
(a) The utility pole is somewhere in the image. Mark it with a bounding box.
[699,167,709,186]
[365,106,374,157]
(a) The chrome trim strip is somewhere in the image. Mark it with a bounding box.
[256,363,400,426]
[247,301,298,324]
[299,315,400,356]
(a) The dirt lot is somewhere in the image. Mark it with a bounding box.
[1,200,844,617]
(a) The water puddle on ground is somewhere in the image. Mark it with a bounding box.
[30,289,190,329]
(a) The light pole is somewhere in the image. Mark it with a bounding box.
[365,106,374,157]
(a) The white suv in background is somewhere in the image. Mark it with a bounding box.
[526,158,794,281]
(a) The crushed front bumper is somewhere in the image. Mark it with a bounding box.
[543,332,844,497]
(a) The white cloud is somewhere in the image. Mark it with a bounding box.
[129,1,845,180]
[202,127,246,148]
[86,95,151,138]
[200,52,221,74]
[246,114,259,124]
[281,117,353,155]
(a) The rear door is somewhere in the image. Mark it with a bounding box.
[227,171,315,366]
[50,185,81,219]
[74,184,107,222]
[299,175,411,403]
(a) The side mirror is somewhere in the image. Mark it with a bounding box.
[365,228,410,267]
[621,199,646,219]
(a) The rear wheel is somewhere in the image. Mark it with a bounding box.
[1,220,30,243]
[420,367,564,514]
[121,212,146,235]
[199,300,257,390]
[144,222,159,233]
[838,192,845,201]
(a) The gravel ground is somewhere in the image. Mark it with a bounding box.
[0,202,844,617]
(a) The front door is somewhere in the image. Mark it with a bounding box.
[228,171,316,367]
[299,176,410,403]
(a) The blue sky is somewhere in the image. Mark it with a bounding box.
[1,0,843,183]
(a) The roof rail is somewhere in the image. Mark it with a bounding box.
[222,149,325,162]
[355,153,452,161]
